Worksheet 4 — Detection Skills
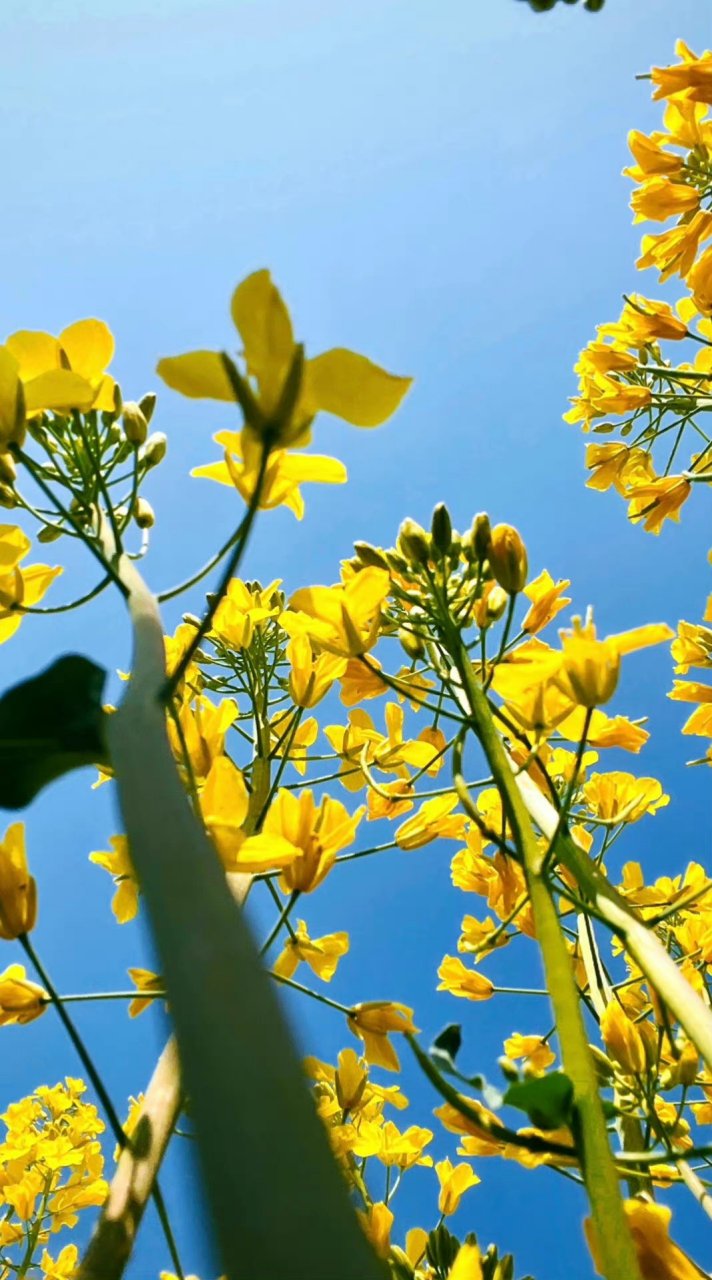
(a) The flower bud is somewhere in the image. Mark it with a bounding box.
[471,513,492,561]
[0,823,37,940]
[431,503,453,555]
[489,524,528,594]
[0,485,17,509]
[353,541,390,571]
[473,582,508,628]
[141,432,167,468]
[122,401,148,445]
[112,381,123,416]
[397,518,430,566]
[134,498,155,529]
[138,392,157,424]
[398,627,425,660]
[601,1000,646,1076]
[0,452,16,486]
[37,524,64,544]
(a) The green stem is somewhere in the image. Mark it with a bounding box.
[448,639,641,1280]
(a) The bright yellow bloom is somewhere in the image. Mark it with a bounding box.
[193,428,347,520]
[651,43,712,104]
[583,772,669,824]
[39,1244,79,1279]
[488,523,528,594]
[5,318,116,415]
[347,1001,418,1072]
[437,957,495,1002]
[269,710,318,775]
[0,963,47,1025]
[556,614,674,709]
[238,789,362,892]
[624,130,684,181]
[600,1000,647,1076]
[338,656,387,707]
[285,566,390,657]
[522,570,571,634]
[503,1033,556,1073]
[671,621,712,673]
[169,694,238,781]
[395,794,467,850]
[586,1197,704,1280]
[585,443,655,495]
[272,920,349,983]
[286,634,347,708]
[158,269,411,448]
[127,968,164,1017]
[0,525,62,645]
[627,474,691,534]
[637,211,712,281]
[89,836,139,923]
[630,177,699,224]
[435,1158,480,1215]
[334,1048,368,1112]
[447,1242,483,1280]
[687,243,712,315]
[200,755,251,868]
[211,576,281,648]
[356,1201,393,1259]
[597,296,688,345]
[0,823,36,939]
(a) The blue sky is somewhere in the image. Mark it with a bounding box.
[1,1,712,1276]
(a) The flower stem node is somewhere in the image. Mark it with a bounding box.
[489,524,528,594]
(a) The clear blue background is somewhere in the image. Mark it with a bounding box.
[1,1,711,1276]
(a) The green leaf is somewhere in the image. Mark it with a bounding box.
[430,1023,462,1074]
[503,1072,575,1131]
[0,654,108,808]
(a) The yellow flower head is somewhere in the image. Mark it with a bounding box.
[89,836,139,924]
[0,823,36,940]
[0,963,47,1025]
[347,1001,418,1072]
[158,269,411,449]
[272,920,349,983]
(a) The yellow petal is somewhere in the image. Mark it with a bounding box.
[157,351,234,401]
[610,623,675,655]
[191,460,234,487]
[23,370,97,413]
[277,454,348,485]
[21,564,63,607]
[304,349,412,426]
[5,331,60,379]
[0,526,30,571]
[230,270,294,412]
[236,833,301,872]
[0,347,24,444]
[59,319,114,379]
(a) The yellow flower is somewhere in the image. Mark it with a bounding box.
[503,1033,556,1073]
[623,130,684,181]
[127,968,164,1018]
[38,1244,79,1279]
[169,694,238,781]
[488,523,528,594]
[597,296,688,345]
[356,1201,393,1259]
[626,474,691,534]
[651,43,712,103]
[555,614,674,709]
[521,570,571,634]
[600,1000,646,1076]
[0,963,47,1025]
[338,656,387,707]
[435,1158,480,1215]
[200,755,253,868]
[687,243,712,315]
[89,836,139,923]
[269,709,318,775]
[272,920,349,983]
[0,525,62,645]
[671,621,712,673]
[447,1243,484,1280]
[158,269,411,448]
[586,1197,704,1280]
[396,795,467,851]
[211,576,281,648]
[286,634,346,708]
[193,428,347,520]
[366,1120,434,1169]
[585,443,655,495]
[5,318,117,416]
[347,1001,418,1072]
[334,1048,368,1112]
[437,957,495,1002]
[285,566,390,657]
[582,772,669,824]
[0,822,36,939]
[637,211,712,281]
[630,177,699,224]
[238,789,362,892]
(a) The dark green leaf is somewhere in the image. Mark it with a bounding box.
[430,1023,462,1074]
[503,1072,574,1130]
[0,654,108,808]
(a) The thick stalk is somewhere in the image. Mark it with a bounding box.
[451,638,641,1280]
[91,551,382,1280]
